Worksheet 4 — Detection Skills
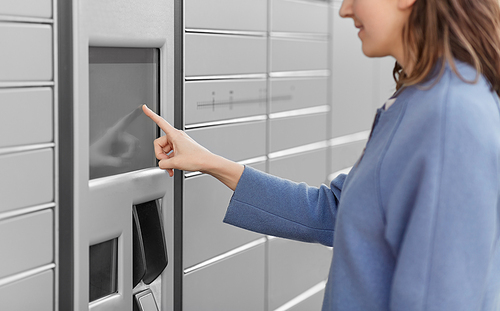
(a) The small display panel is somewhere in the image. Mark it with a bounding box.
[89,47,159,179]
[89,238,118,302]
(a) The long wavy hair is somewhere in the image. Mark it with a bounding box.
[394,0,500,97]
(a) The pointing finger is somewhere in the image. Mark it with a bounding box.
[142,104,176,135]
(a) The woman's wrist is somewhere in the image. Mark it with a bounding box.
[202,154,244,191]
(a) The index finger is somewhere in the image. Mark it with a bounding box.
[142,104,176,135]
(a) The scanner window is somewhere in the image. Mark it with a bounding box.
[89,238,118,302]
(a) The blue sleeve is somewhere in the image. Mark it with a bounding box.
[381,82,500,310]
[223,166,346,246]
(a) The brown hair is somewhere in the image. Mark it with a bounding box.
[394,0,500,97]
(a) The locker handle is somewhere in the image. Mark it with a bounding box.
[133,200,168,285]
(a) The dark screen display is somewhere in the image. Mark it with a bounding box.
[89,238,118,302]
[89,47,159,179]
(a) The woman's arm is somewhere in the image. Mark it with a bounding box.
[142,105,244,190]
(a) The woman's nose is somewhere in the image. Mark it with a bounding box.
[339,0,354,18]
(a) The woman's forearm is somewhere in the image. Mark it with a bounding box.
[201,154,244,191]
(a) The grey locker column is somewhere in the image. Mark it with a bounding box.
[183,0,268,309]
[0,1,58,310]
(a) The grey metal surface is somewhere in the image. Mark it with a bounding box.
[0,149,53,213]
[183,172,263,268]
[271,0,328,34]
[0,210,53,279]
[186,121,266,162]
[185,79,267,125]
[270,77,328,113]
[0,270,53,311]
[183,244,266,311]
[185,0,267,32]
[330,140,367,175]
[0,23,52,81]
[71,0,177,309]
[288,289,325,311]
[268,238,332,311]
[331,9,376,137]
[0,0,52,18]
[185,34,267,77]
[269,148,328,187]
[271,38,328,73]
[0,88,53,148]
[269,113,327,152]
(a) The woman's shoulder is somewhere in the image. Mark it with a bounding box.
[396,60,500,153]
[403,60,500,126]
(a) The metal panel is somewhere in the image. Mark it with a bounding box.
[183,245,265,311]
[186,121,266,162]
[185,34,266,77]
[271,38,328,73]
[185,79,266,125]
[268,238,332,311]
[288,289,325,311]
[269,148,328,187]
[0,23,52,81]
[270,77,328,113]
[0,88,53,148]
[0,149,53,213]
[0,0,52,18]
[0,270,53,311]
[331,10,374,137]
[271,0,328,34]
[330,140,366,174]
[185,0,267,32]
[183,171,263,268]
[0,210,53,279]
[270,113,327,152]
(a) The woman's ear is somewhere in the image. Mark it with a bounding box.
[398,0,417,10]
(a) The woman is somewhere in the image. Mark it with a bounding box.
[143,0,500,309]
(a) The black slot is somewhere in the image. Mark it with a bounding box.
[132,210,147,287]
[133,200,168,284]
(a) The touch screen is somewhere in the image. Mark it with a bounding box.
[89,47,159,179]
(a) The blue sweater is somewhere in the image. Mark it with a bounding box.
[223,61,500,310]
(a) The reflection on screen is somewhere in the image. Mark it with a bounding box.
[89,47,159,179]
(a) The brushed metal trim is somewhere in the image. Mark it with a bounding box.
[0,15,54,24]
[0,203,55,222]
[0,143,55,156]
[270,31,328,41]
[184,238,267,275]
[330,130,370,147]
[269,105,330,119]
[269,70,330,78]
[0,263,55,288]
[185,28,266,37]
[0,81,55,88]
[185,115,267,130]
[274,280,327,311]
[268,141,329,159]
[185,73,267,81]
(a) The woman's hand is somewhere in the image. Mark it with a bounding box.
[142,105,244,190]
[142,105,214,176]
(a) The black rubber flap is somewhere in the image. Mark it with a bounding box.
[133,200,168,284]
[132,209,147,287]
